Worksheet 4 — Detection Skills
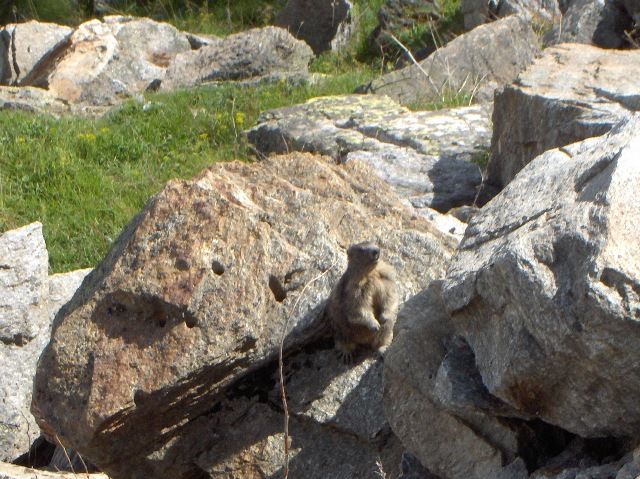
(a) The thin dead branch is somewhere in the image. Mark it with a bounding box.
[385,32,441,96]
[278,258,338,478]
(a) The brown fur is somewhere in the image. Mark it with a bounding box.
[326,241,399,360]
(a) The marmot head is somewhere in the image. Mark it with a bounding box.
[347,241,380,273]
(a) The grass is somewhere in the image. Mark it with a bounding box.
[0,70,379,273]
[0,0,464,273]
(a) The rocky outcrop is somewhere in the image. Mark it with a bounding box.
[274,0,354,55]
[32,153,456,479]
[542,0,634,48]
[362,15,539,106]
[443,114,640,438]
[162,26,313,90]
[461,0,559,31]
[1,223,49,462]
[489,43,640,189]
[385,282,534,479]
[0,21,72,86]
[0,223,90,463]
[246,94,494,215]
[152,349,406,478]
[47,16,191,105]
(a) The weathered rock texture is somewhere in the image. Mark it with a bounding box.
[162,26,313,90]
[0,223,90,462]
[461,0,560,31]
[32,153,456,479]
[274,0,354,55]
[543,0,634,48]
[0,21,72,86]
[152,348,406,478]
[247,94,494,214]
[489,43,640,189]
[363,15,539,106]
[385,282,538,479]
[47,16,191,105]
[443,114,640,438]
[1,223,49,462]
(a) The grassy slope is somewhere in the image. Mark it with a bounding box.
[0,0,460,273]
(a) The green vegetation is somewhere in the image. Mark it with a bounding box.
[0,0,464,273]
[470,150,490,168]
[0,74,378,272]
[406,89,472,112]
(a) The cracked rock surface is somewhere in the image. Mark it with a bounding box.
[489,43,640,189]
[0,223,90,462]
[443,114,640,438]
[247,94,495,215]
[361,15,539,107]
[32,153,456,479]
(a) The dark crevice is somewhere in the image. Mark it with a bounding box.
[268,275,287,302]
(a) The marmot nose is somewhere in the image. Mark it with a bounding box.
[371,249,380,261]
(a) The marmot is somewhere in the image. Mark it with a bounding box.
[326,241,399,361]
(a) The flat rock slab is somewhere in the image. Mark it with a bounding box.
[444,114,640,438]
[489,42,640,189]
[246,94,493,213]
[362,15,539,107]
[32,153,456,479]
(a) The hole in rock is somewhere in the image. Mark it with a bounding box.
[211,260,225,275]
[269,275,287,302]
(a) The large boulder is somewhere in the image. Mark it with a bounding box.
[161,26,313,90]
[246,94,494,214]
[0,223,48,462]
[0,223,90,462]
[274,0,354,55]
[443,114,640,438]
[461,0,559,31]
[542,0,634,48]
[489,43,640,189]
[385,282,534,479]
[361,15,539,106]
[0,21,72,87]
[32,153,456,479]
[47,16,191,105]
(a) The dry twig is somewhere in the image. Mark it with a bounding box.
[278,258,338,478]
